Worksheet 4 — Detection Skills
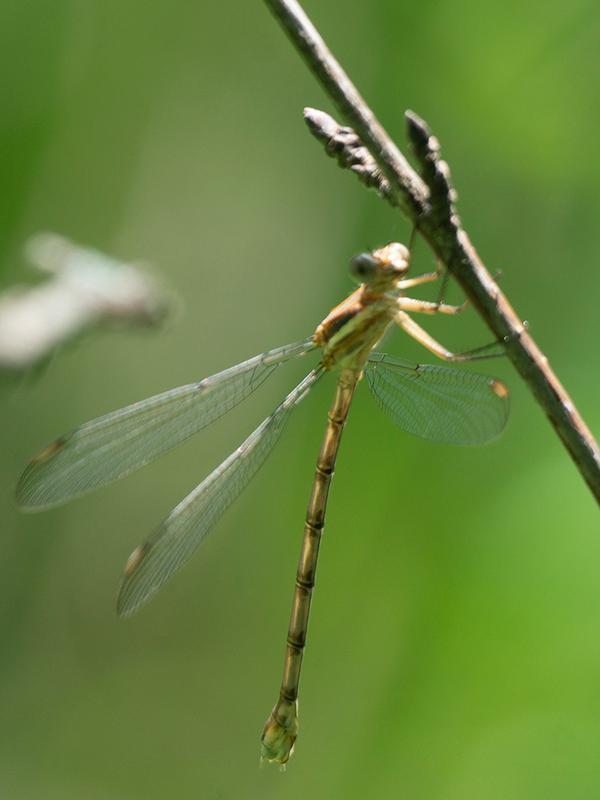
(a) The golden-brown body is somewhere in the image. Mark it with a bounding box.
[261,240,488,765]
[262,242,418,764]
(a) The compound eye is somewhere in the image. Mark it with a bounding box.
[350,252,378,283]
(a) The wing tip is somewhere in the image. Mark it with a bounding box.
[15,477,31,510]
[15,434,74,510]
[30,434,70,465]
[15,475,50,512]
[489,378,510,401]
[116,584,139,618]
[116,542,153,618]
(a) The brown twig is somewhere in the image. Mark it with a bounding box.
[264,0,600,503]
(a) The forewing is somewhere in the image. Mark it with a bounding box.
[117,368,322,616]
[366,352,509,445]
[17,338,315,509]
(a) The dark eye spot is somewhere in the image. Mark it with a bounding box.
[350,253,377,282]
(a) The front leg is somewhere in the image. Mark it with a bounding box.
[395,269,441,290]
[397,297,468,316]
[393,310,502,362]
[396,256,448,292]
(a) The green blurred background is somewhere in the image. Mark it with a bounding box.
[1,1,599,797]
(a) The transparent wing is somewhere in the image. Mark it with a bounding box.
[17,338,316,510]
[366,352,509,445]
[117,367,322,617]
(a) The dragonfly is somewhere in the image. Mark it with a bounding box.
[17,241,509,766]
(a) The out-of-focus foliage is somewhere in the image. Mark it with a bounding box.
[1,1,598,798]
[0,233,167,372]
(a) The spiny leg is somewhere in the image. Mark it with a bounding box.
[395,268,442,290]
[397,230,442,290]
[434,262,450,306]
[397,296,468,315]
[397,259,467,316]
[406,222,418,256]
[394,310,505,362]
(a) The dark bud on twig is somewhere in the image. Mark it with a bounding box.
[303,108,398,206]
[405,110,460,228]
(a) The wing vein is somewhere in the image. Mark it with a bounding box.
[17,338,316,509]
[117,367,323,616]
[366,353,509,445]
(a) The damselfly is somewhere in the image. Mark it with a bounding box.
[17,242,509,765]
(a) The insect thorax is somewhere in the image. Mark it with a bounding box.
[317,299,394,372]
